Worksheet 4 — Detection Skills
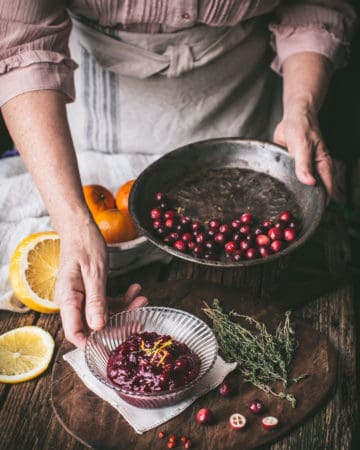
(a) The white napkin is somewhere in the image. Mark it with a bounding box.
[63,349,237,434]
[0,151,163,311]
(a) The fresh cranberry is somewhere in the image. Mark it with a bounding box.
[192,220,203,232]
[170,232,180,241]
[283,228,296,241]
[240,212,252,225]
[187,241,196,251]
[278,211,292,223]
[209,219,220,230]
[268,227,283,241]
[219,382,234,396]
[219,223,231,235]
[214,232,227,246]
[262,220,273,230]
[288,220,297,229]
[165,218,175,229]
[181,232,193,242]
[231,250,244,262]
[195,232,206,244]
[256,234,271,247]
[180,215,192,226]
[239,240,250,252]
[155,192,166,202]
[193,245,204,257]
[150,207,162,220]
[239,225,250,235]
[225,241,237,255]
[259,246,272,257]
[152,219,163,230]
[231,219,242,230]
[174,240,186,252]
[246,248,258,260]
[196,408,213,425]
[249,399,263,414]
[270,240,284,253]
[164,210,175,220]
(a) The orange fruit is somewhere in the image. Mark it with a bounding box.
[115,179,136,213]
[95,209,138,244]
[83,184,116,218]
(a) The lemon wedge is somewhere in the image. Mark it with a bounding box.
[9,231,60,313]
[0,326,55,383]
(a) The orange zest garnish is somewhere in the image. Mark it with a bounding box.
[140,338,174,366]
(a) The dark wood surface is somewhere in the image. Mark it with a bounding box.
[52,281,337,450]
[0,207,358,450]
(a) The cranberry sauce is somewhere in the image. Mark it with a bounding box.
[107,331,201,393]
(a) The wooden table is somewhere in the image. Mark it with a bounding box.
[0,207,358,450]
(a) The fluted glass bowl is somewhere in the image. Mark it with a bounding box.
[85,307,218,408]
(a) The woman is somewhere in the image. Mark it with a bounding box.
[0,1,356,349]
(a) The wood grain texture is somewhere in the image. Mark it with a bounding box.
[51,280,337,450]
[0,210,358,450]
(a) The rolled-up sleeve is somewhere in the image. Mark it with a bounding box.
[269,0,357,74]
[0,0,78,107]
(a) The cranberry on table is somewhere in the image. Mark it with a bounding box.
[249,399,263,414]
[196,408,213,425]
[229,413,247,430]
[262,416,279,429]
[219,381,234,396]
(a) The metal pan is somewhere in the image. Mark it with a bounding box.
[129,138,326,267]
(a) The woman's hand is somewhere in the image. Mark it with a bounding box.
[55,221,148,350]
[273,103,333,198]
[276,52,334,200]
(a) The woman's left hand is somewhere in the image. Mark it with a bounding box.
[273,103,333,200]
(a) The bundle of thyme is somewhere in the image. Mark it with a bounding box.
[203,299,307,407]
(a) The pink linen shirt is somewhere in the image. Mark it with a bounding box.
[0,0,357,107]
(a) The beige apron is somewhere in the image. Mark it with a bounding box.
[67,14,283,155]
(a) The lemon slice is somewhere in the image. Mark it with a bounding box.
[0,326,55,383]
[9,231,60,313]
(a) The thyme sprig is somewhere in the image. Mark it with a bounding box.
[203,299,307,408]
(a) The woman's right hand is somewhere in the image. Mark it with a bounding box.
[54,220,148,350]
[54,219,109,349]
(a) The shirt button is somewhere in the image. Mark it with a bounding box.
[181,12,191,20]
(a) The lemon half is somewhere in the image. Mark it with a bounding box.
[9,231,60,313]
[0,326,55,383]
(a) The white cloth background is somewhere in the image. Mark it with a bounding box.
[0,151,160,311]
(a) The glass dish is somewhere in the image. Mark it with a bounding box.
[85,306,218,408]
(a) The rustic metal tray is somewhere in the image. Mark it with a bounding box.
[129,139,326,267]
